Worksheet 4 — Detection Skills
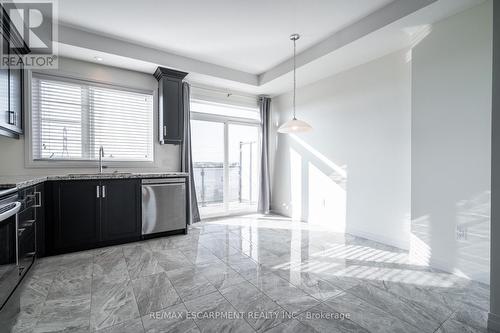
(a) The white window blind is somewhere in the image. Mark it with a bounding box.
[31,74,154,162]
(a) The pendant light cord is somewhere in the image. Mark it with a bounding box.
[293,36,297,120]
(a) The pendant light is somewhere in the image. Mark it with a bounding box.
[277,33,312,134]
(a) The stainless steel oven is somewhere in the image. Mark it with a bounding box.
[17,187,37,278]
[0,187,21,309]
[0,186,38,310]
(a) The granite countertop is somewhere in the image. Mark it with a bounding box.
[0,172,189,190]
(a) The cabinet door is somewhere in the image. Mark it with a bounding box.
[8,50,22,134]
[101,179,140,242]
[0,35,9,131]
[52,181,100,252]
[34,183,45,257]
[162,77,183,144]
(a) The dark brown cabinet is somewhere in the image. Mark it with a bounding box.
[49,179,140,254]
[154,67,188,145]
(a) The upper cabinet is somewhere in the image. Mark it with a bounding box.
[0,35,9,134]
[154,67,188,145]
[0,7,29,138]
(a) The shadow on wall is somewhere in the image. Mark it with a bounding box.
[277,132,348,233]
[410,191,490,283]
[408,1,492,284]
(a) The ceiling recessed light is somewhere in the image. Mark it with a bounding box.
[94,56,103,61]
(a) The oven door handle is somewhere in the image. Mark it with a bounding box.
[0,187,17,197]
[0,201,21,223]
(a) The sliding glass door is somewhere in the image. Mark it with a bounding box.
[228,124,259,212]
[191,120,225,216]
[191,116,260,218]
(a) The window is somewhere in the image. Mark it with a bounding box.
[190,100,260,121]
[190,99,260,218]
[31,74,154,162]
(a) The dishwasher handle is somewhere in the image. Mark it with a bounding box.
[141,178,186,185]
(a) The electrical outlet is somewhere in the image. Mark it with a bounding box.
[456,225,468,240]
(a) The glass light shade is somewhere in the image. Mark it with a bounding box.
[277,118,312,133]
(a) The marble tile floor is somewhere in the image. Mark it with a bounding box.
[1,214,492,333]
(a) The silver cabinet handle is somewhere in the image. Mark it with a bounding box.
[163,125,167,137]
[102,185,106,198]
[7,110,15,125]
[21,219,35,228]
[34,191,42,208]
[96,185,100,198]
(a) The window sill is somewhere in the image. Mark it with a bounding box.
[25,159,157,169]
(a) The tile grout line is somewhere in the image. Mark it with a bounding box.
[370,279,459,331]
[15,220,490,333]
[432,310,457,333]
[88,249,96,331]
[241,268,323,321]
[25,262,58,332]
[94,246,146,332]
[338,283,432,333]
[214,288,257,332]
[155,239,204,333]
[217,278,289,333]
[133,241,155,333]
[167,270,201,332]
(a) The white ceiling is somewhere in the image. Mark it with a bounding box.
[57,0,393,74]
[55,0,486,96]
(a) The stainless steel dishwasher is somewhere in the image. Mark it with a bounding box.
[141,178,187,236]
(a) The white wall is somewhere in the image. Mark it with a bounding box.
[0,57,180,176]
[410,1,492,284]
[270,50,411,249]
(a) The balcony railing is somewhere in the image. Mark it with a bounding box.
[193,163,245,206]
[193,140,257,209]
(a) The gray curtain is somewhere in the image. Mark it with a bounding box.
[258,96,271,214]
[182,82,201,223]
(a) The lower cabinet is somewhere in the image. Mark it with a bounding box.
[50,179,140,254]
[34,183,46,257]
[52,180,101,252]
[101,179,141,242]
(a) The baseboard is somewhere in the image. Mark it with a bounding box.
[420,256,490,285]
[346,226,409,251]
[488,312,500,332]
[269,208,295,219]
[269,209,409,250]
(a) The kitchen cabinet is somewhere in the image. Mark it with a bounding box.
[0,9,29,138]
[52,180,101,252]
[101,179,141,242]
[8,50,22,132]
[34,183,46,257]
[49,179,140,254]
[17,185,43,276]
[0,36,9,132]
[154,67,188,145]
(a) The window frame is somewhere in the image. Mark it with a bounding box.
[25,71,158,169]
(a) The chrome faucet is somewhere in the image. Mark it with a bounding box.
[99,146,105,174]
